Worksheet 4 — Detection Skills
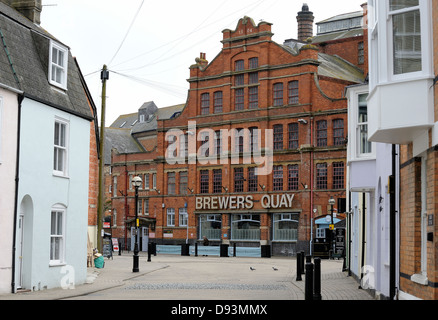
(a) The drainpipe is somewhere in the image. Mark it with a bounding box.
[309,117,314,255]
[389,144,397,300]
[11,94,24,293]
[359,192,366,288]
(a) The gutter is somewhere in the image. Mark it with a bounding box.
[11,93,24,293]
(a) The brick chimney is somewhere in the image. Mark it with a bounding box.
[297,3,314,41]
[1,0,42,25]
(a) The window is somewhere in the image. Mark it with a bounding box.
[179,172,188,195]
[249,72,258,84]
[248,87,258,109]
[201,93,210,115]
[248,167,258,192]
[152,173,157,189]
[273,83,283,106]
[235,74,244,86]
[199,214,222,240]
[200,170,209,194]
[234,168,244,192]
[288,123,299,149]
[234,128,244,153]
[144,173,150,189]
[249,127,259,152]
[358,41,365,65]
[316,120,327,147]
[333,162,345,189]
[273,165,283,191]
[235,60,244,71]
[273,213,299,241]
[231,214,260,240]
[167,172,176,195]
[200,131,210,157]
[214,130,222,156]
[358,94,372,154]
[316,163,327,189]
[288,81,299,104]
[235,88,244,110]
[144,199,149,215]
[273,124,283,150]
[249,57,258,69]
[214,91,223,113]
[333,119,345,146]
[137,198,142,215]
[50,206,65,264]
[179,208,188,227]
[113,176,117,195]
[49,41,68,89]
[167,208,175,227]
[288,165,299,191]
[213,169,222,193]
[389,0,422,75]
[53,119,69,176]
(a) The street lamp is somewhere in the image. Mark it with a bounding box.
[328,197,336,259]
[132,176,142,273]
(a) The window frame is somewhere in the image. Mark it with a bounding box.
[50,205,66,265]
[49,40,68,90]
[273,83,284,106]
[200,93,210,115]
[316,163,328,190]
[53,117,69,177]
[167,208,175,227]
[332,162,345,189]
[273,165,283,191]
[288,81,299,105]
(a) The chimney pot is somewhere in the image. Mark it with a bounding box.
[297,3,314,41]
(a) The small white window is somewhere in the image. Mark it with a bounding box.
[50,205,66,265]
[167,208,175,226]
[49,41,68,89]
[179,208,188,227]
[53,118,69,176]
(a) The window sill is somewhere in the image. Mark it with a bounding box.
[49,262,66,268]
[411,273,428,286]
[53,172,70,179]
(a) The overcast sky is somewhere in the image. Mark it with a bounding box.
[40,0,366,125]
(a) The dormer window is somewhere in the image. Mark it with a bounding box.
[49,41,68,90]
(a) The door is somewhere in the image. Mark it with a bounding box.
[17,215,24,289]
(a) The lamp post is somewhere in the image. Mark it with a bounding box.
[132,176,142,273]
[328,197,336,259]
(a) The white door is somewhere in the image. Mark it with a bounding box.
[17,215,24,289]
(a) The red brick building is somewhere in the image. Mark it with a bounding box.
[109,5,366,255]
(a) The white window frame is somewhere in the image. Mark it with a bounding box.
[50,205,66,266]
[49,41,68,90]
[53,117,69,177]
[167,208,175,227]
[385,1,432,82]
[179,208,188,227]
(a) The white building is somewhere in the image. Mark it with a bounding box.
[346,81,400,299]
[0,1,97,293]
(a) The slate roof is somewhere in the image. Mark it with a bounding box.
[0,2,93,120]
[104,128,143,164]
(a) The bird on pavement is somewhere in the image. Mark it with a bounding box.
[250,267,256,271]
[272,267,278,271]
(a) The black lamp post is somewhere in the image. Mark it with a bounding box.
[132,176,142,273]
[328,197,336,259]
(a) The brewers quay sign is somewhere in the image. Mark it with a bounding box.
[195,194,295,210]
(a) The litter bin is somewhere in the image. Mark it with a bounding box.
[220,244,229,257]
[94,254,105,268]
[261,245,271,258]
[181,243,190,256]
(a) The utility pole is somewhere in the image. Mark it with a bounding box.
[97,65,109,253]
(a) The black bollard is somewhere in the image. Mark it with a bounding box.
[147,243,152,262]
[195,243,198,257]
[296,252,302,281]
[305,255,314,301]
[233,243,237,257]
[301,251,305,274]
[313,257,322,300]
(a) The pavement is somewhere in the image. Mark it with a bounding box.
[0,252,374,301]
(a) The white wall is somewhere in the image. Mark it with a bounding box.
[0,88,18,294]
[15,98,90,292]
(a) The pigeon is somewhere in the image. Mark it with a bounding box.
[250,267,256,271]
[272,267,278,271]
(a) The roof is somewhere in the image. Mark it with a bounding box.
[316,11,363,25]
[318,53,365,83]
[0,2,92,119]
[104,128,143,164]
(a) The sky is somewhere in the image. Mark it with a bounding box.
[40,0,366,125]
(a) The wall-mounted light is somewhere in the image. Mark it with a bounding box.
[298,119,308,125]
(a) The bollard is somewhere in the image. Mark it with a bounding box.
[305,255,314,301]
[195,243,198,257]
[233,243,237,257]
[147,243,152,262]
[296,252,302,281]
[313,257,322,300]
[301,251,305,274]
